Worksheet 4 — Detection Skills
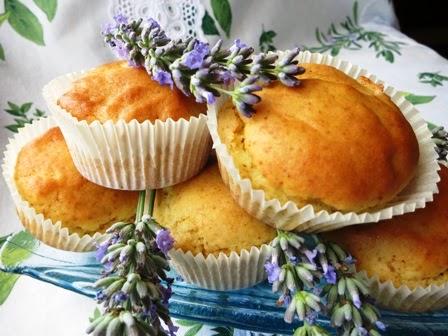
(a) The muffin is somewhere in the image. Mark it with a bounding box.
[207,51,439,231]
[43,61,212,190]
[324,164,448,311]
[218,63,419,213]
[154,162,276,290]
[3,118,138,251]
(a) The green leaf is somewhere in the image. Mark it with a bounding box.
[382,49,394,63]
[5,124,20,132]
[0,42,4,61]
[184,324,203,336]
[211,0,232,37]
[176,319,200,327]
[5,109,23,116]
[0,231,38,267]
[0,12,10,26]
[259,29,276,45]
[202,10,219,35]
[211,326,234,336]
[20,102,32,113]
[34,108,46,117]
[7,101,20,110]
[330,46,341,56]
[13,118,27,126]
[353,0,359,25]
[33,0,57,21]
[0,272,19,305]
[403,93,436,105]
[5,0,45,46]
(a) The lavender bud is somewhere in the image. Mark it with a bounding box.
[337,277,346,296]
[210,39,223,55]
[284,295,297,323]
[240,93,261,105]
[295,297,306,320]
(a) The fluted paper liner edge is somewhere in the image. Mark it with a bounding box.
[168,244,272,291]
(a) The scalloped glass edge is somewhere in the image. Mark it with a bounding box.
[1,231,448,335]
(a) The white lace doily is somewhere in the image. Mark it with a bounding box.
[109,0,206,41]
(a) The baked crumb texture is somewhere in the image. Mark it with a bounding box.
[58,61,205,123]
[154,162,276,256]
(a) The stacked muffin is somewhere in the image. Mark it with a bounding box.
[2,51,445,304]
[43,61,211,190]
[324,164,448,311]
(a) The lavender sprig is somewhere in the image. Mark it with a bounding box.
[266,232,385,336]
[102,16,305,116]
[431,125,448,162]
[88,190,176,336]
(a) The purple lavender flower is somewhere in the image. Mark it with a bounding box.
[104,261,114,272]
[324,265,337,284]
[279,293,291,306]
[159,284,173,305]
[304,311,318,325]
[357,327,368,336]
[96,240,110,262]
[218,69,234,85]
[166,321,179,336]
[352,293,361,309]
[375,321,386,331]
[113,291,128,304]
[194,41,210,56]
[156,229,174,254]
[101,22,116,35]
[112,40,129,60]
[182,41,210,69]
[147,17,160,29]
[265,261,281,283]
[193,86,217,104]
[113,14,128,25]
[288,255,298,265]
[153,68,174,88]
[344,255,356,265]
[95,290,106,302]
[304,249,318,265]
[230,39,247,51]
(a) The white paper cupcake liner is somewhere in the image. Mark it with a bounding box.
[42,71,212,190]
[363,272,448,312]
[208,50,440,232]
[2,118,105,251]
[168,244,272,291]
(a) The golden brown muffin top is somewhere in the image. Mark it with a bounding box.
[14,127,139,234]
[58,61,206,123]
[154,162,276,255]
[218,63,419,213]
[324,165,448,288]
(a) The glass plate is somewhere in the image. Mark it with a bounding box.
[1,231,448,335]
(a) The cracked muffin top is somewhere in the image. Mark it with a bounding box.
[58,61,205,123]
[153,162,276,255]
[14,127,139,235]
[324,165,448,288]
[217,63,419,213]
